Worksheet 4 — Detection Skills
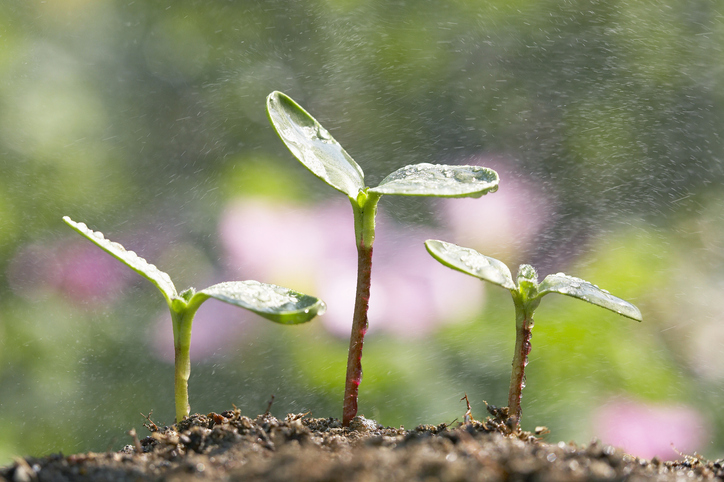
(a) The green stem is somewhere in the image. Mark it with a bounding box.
[171,298,204,422]
[507,299,535,428]
[343,192,380,427]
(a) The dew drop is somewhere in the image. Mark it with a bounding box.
[523,340,532,355]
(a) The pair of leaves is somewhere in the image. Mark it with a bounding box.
[63,217,325,324]
[266,91,500,201]
[425,239,642,321]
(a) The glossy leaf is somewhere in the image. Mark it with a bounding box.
[63,216,178,304]
[538,273,642,321]
[266,91,365,199]
[369,163,499,198]
[198,281,327,324]
[425,239,516,290]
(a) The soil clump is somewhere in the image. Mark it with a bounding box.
[2,406,723,481]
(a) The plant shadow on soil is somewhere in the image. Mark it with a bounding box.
[2,404,723,482]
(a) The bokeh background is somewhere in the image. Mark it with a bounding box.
[1,0,723,464]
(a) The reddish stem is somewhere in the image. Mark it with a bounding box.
[342,244,373,426]
[507,304,534,428]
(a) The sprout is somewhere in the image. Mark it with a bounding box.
[63,216,326,421]
[425,239,642,430]
[266,91,499,426]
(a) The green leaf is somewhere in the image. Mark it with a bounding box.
[424,239,516,290]
[369,164,499,198]
[198,281,326,324]
[266,91,365,199]
[63,216,179,305]
[538,273,642,321]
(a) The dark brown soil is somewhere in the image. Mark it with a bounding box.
[2,406,723,482]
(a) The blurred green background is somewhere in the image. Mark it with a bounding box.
[1,0,723,464]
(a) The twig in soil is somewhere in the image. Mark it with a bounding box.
[264,395,275,416]
[461,394,474,424]
[12,457,38,482]
[128,428,143,453]
[671,444,705,464]
[142,411,159,432]
[286,412,311,422]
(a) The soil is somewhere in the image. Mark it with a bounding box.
[2,405,723,482]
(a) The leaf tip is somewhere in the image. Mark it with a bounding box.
[266,90,293,111]
[266,90,281,104]
[423,238,444,255]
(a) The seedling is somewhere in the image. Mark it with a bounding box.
[424,239,642,430]
[63,216,326,421]
[266,91,500,426]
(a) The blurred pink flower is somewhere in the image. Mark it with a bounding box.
[56,243,132,303]
[219,198,354,287]
[219,197,484,339]
[440,157,553,261]
[7,241,131,304]
[7,243,60,300]
[592,398,709,460]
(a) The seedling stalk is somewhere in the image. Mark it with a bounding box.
[266,92,499,425]
[508,297,537,421]
[343,192,380,423]
[425,239,642,430]
[63,216,326,421]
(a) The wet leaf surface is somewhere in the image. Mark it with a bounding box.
[199,281,326,324]
[539,273,643,321]
[266,91,365,199]
[425,239,516,290]
[63,216,178,304]
[370,163,499,198]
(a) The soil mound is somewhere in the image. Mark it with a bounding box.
[3,408,722,481]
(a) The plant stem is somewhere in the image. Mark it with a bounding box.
[343,243,373,426]
[507,300,535,428]
[171,302,202,422]
[343,192,380,426]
